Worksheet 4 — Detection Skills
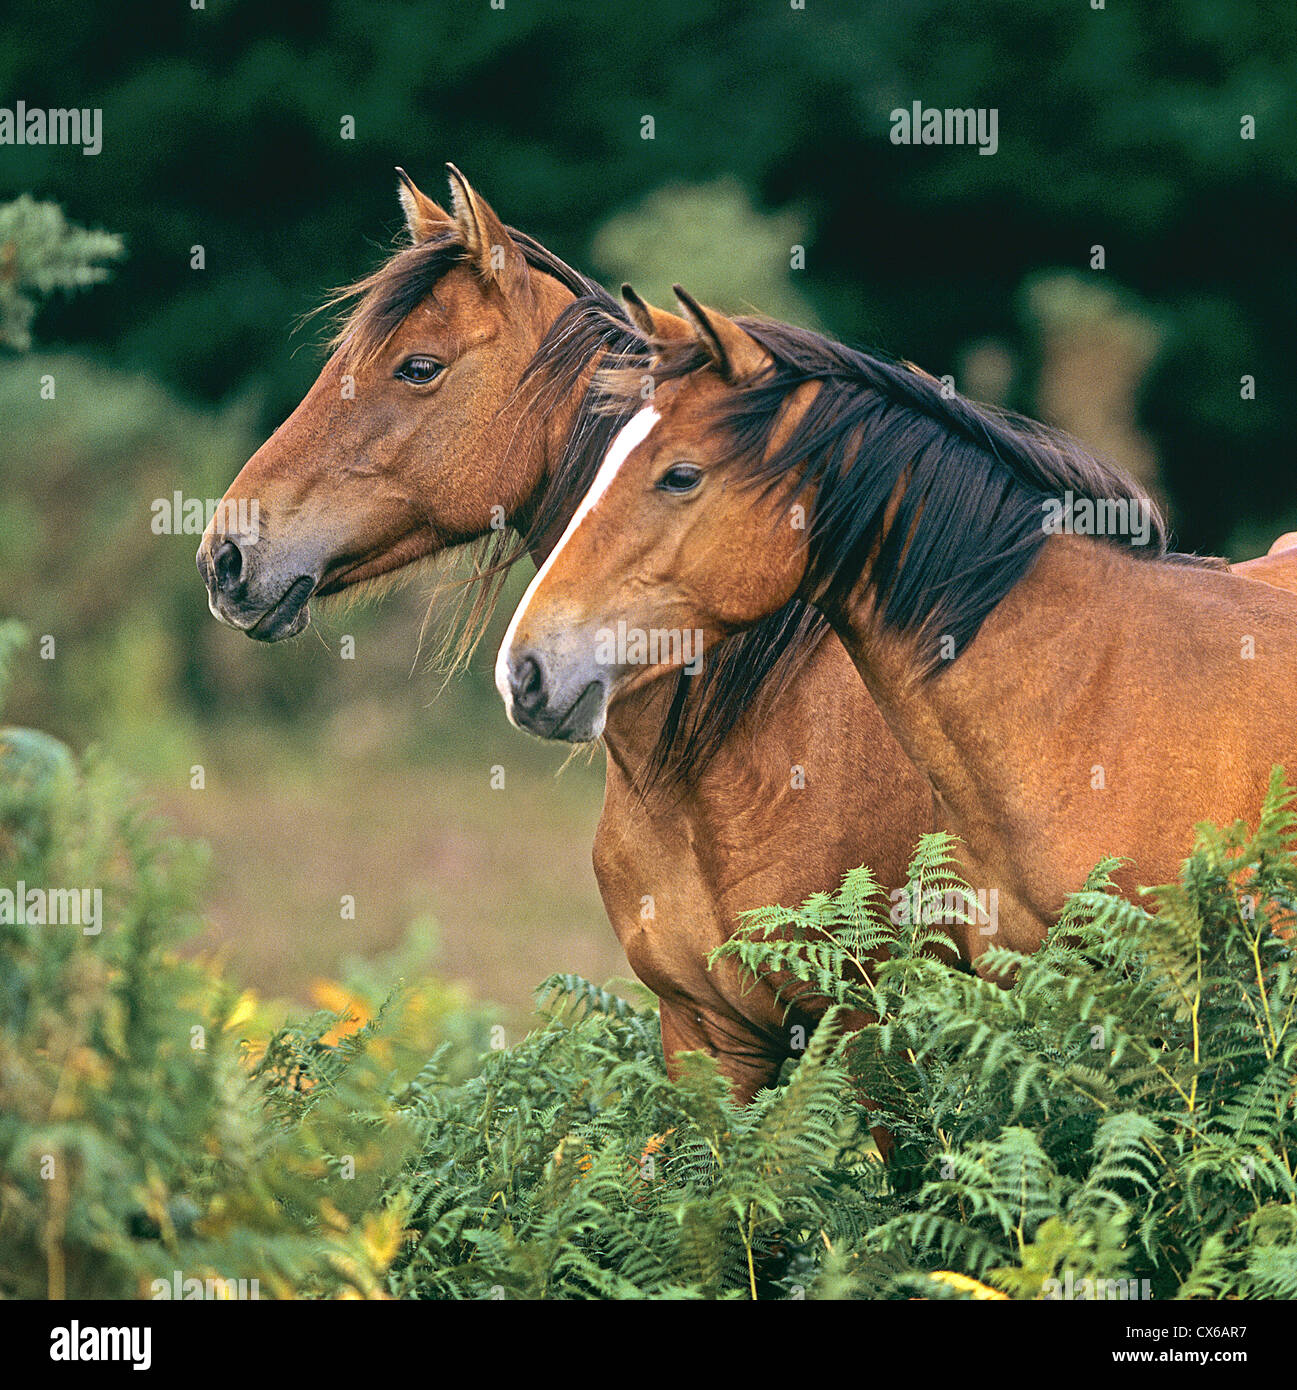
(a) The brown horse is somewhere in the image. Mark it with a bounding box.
[496,287,1297,962]
[197,170,932,1101]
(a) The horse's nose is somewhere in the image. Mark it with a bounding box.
[211,539,245,601]
[509,651,549,720]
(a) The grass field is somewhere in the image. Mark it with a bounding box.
[141,580,630,1032]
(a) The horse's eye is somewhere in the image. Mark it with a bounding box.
[657,463,703,494]
[395,356,443,384]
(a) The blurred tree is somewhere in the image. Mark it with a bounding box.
[591,178,821,327]
[0,197,121,350]
[1016,271,1164,498]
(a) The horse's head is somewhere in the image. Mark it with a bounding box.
[197,167,574,641]
[497,288,809,741]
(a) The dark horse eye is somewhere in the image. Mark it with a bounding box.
[657,463,703,494]
[395,356,443,384]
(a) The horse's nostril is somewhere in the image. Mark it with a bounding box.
[512,654,547,716]
[212,540,244,597]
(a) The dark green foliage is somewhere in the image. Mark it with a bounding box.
[382,979,889,1299]
[0,196,122,351]
[0,627,419,1299]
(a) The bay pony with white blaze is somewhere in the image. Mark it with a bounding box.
[497,285,1297,960]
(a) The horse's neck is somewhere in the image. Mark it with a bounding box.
[602,676,685,778]
[825,535,1144,814]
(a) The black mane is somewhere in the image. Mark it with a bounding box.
[623,316,1186,675]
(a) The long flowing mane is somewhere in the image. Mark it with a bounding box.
[317,230,830,786]
[606,316,1214,676]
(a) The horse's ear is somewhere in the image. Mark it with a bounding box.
[621,284,693,345]
[395,168,451,243]
[445,163,527,291]
[672,285,767,382]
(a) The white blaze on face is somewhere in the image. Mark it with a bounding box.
[495,406,660,715]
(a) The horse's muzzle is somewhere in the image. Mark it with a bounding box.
[500,648,609,742]
[197,537,315,642]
